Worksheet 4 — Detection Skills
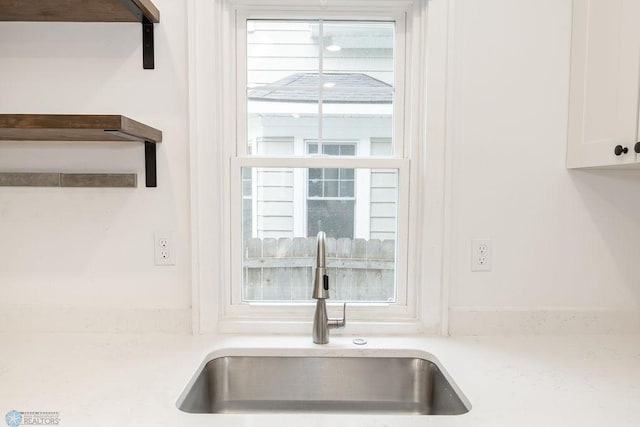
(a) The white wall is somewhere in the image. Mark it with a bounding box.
[0,0,191,332]
[2,0,639,334]
[447,0,640,332]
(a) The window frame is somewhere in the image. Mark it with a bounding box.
[230,9,410,316]
[188,0,451,334]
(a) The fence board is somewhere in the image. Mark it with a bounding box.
[242,237,395,302]
[337,238,352,258]
[290,237,311,300]
[263,238,277,257]
[352,239,367,259]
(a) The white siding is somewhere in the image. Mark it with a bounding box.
[256,137,295,238]
[256,216,294,232]
[370,138,396,240]
[370,202,396,217]
[257,186,293,200]
[256,139,294,156]
[247,21,394,86]
[257,201,293,216]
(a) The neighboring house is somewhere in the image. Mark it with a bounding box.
[246,72,397,241]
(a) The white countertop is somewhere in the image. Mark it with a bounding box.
[1,333,639,427]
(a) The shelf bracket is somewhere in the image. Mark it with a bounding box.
[144,141,157,187]
[142,17,155,69]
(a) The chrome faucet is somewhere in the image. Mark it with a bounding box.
[312,231,346,344]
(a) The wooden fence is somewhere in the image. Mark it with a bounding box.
[243,237,395,302]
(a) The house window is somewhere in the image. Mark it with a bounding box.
[307,141,356,239]
[234,15,409,306]
[189,0,452,333]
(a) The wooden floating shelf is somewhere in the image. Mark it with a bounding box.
[0,114,162,142]
[0,0,159,23]
[0,0,160,68]
[0,114,162,188]
[0,172,137,188]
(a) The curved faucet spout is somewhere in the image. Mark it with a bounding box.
[312,231,329,300]
[316,231,326,269]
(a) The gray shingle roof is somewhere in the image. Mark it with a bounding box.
[248,73,392,104]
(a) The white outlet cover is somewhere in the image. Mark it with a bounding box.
[154,232,176,266]
[471,239,492,272]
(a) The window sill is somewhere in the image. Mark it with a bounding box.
[217,316,433,335]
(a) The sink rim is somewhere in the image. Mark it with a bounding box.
[176,346,472,415]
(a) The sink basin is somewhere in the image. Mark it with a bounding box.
[177,349,470,415]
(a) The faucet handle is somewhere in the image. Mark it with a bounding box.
[328,302,346,329]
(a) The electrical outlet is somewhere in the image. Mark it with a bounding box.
[154,232,175,265]
[471,239,491,272]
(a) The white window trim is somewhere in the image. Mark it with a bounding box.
[188,0,452,335]
[233,13,409,318]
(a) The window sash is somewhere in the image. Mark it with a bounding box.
[228,7,413,319]
[236,11,407,159]
[230,156,410,311]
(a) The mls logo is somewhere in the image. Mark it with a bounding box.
[5,411,22,427]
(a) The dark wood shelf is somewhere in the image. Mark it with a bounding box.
[0,0,159,22]
[0,114,162,187]
[0,114,162,142]
[0,0,160,68]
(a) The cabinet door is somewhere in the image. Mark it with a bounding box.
[567,0,640,168]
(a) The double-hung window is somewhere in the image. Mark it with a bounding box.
[226,4,418,322]
[191,0,450,333]
[232,15,409,309]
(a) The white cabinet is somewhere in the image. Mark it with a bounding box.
[567,0,640,168]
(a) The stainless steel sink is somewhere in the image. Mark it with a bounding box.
[177,349,470,415]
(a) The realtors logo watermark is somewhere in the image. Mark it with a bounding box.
[5,411,60,426]
[5,412,21,427]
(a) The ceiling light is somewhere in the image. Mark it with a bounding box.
[323,82,335,88]
[326,44,342,52]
